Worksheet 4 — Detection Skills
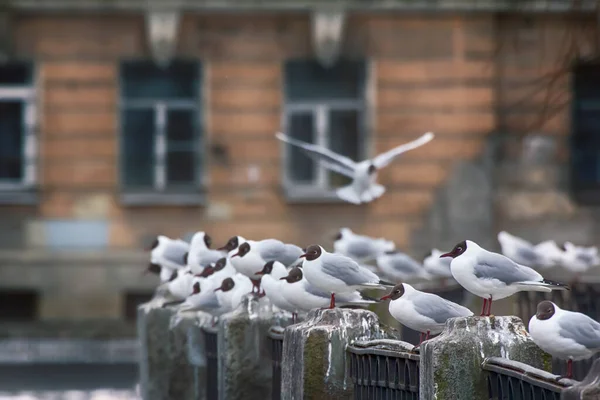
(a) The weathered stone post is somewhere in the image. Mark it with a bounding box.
[281,308,400,400]
[137,298,177,400]
[420,316,551,399]
[218,294,275,400]
[186,311,214,400]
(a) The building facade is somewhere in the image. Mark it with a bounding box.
[0,0,598,323]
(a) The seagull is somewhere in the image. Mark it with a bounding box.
[217,235,247,253]
[167,266,194,300]
[300,245,394,308]
[376,250,431,283]
[230,239,303,294]
[255,261,297,317]
[560,241,600,279]
[276,131,434,204]
[380,283,473,345]
[209,257,237,283]
[528,300,600,379]
[279,267,378,318]
[333,227,395,263]
[422,249,453,283]
[441,240,569,317]
[146,235,189,272]
[533,240,566,269]
[497,231,559,269]
[185,232,226,274]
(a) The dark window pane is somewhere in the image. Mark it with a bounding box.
[328,110,361,187]
[167,109,195,143]
[121,61,199,100]
[287,113,315,183]
[166,151,195,185]
[0,290,38,321]
[285,60,365,101]
[122,109,155,187]
[572,151,599,183]
[0,63,31,85]
[0,101,24,181]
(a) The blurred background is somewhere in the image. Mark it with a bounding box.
[0,0,599,398]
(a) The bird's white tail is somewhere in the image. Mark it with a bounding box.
[361,184,386,203]
[336,185,362,205]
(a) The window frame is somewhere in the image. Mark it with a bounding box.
[280,60,369,203]
[0,62,38,206]
[117,60,205,206]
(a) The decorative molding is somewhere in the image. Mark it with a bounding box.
[311,9,346,68]
[144,8,181,68]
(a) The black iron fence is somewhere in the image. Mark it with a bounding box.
[202,326,219,400]
[347,339,420,400]
[482,357,575,400]
[267,326,284,400]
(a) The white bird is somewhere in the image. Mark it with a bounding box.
[279,267,378,317]
[333,227,395,263]
[529,300,600,379]
[380,283,473,345]
[276,131,434,204]
[497,231,559,269]
[376,250,431,283]
[185,232,226,274]
[533,240,566,269]
[146,235,189,272]
[217,235,247,254]
[255,261,297,316]
[423,249,453,280]
[561,241,600,277]
[441,240,569,317]
[167,266,195,300]
[300,245,394,308]
[230,239,304,293]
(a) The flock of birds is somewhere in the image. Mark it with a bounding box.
[146,226,600,380]
[140,131,600,381]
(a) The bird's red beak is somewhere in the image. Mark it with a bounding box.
[217,245,227,251]
[380,294,391,301]
[231,252,240,258]
[214,287,222,292]
[255,271,264,276]
[299,254,307,258]
[440,252,453,258]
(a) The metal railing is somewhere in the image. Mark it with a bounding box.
[347,339,420,400]
[267,326,284,400]
[483,357,576,400]
[202,326,219,400]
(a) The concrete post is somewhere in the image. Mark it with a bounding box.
[420,315,551,399]
[186,312,214,400]
[218,294,275,400]
[281,308,400,400]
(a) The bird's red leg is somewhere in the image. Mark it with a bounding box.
[425,330,430,341]
[480,298,488,316]
[566,359,573,379]
[292,312,297,324]
[418,333,423,345]
[486,297,493,316]
[329,293,336,309]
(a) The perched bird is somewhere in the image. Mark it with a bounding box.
[533,240,566,269]
[333,227,395,263]
[422,249,453,282]
[185,232,226,274]
[276,131,434,204]
[255,261,297,316]
[209,257,237,283]
[300,245,394,308]
[230,239,303,294]
[167,266,194,300]
[560,241,600,278]
[217,235,247,254]
[146,235,189,272]
[279,267,378,319]
[380,283,473,345]
[376,250,431,283]
[441,240,569,316]
[529,301,600,379]
[497,231,561,269]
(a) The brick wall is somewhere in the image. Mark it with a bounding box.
[8,12,595,253]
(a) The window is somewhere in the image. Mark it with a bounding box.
[119,61,203,205]
[281,60,367,201]
[0,289,39,321]
[570,61,600,204]
[0,62,37,205]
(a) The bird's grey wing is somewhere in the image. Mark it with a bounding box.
[276,132,356,177]
[576,252,595,264]
[516,247,540,264]
[347,239,376,260]
[201,250,225,266]
[473,252,540,285]
[390,254,423,274]
[320,254,378,286]
[412,293,471,324]
[198,291,221,310]
[303,281,332,298]
[372,132,434,169]
[281,244,304,266]
[164,244,188,267]
[558,313,600,349]
[258,239,286,262]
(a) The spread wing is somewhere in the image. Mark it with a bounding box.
[276,132,356,178]
[473,252,542,285]
[412,292,473,324]
[320,253,379,286]
[558,312,600,349]
[372,132,434,169]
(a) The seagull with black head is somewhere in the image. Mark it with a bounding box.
[300,244,394,308]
